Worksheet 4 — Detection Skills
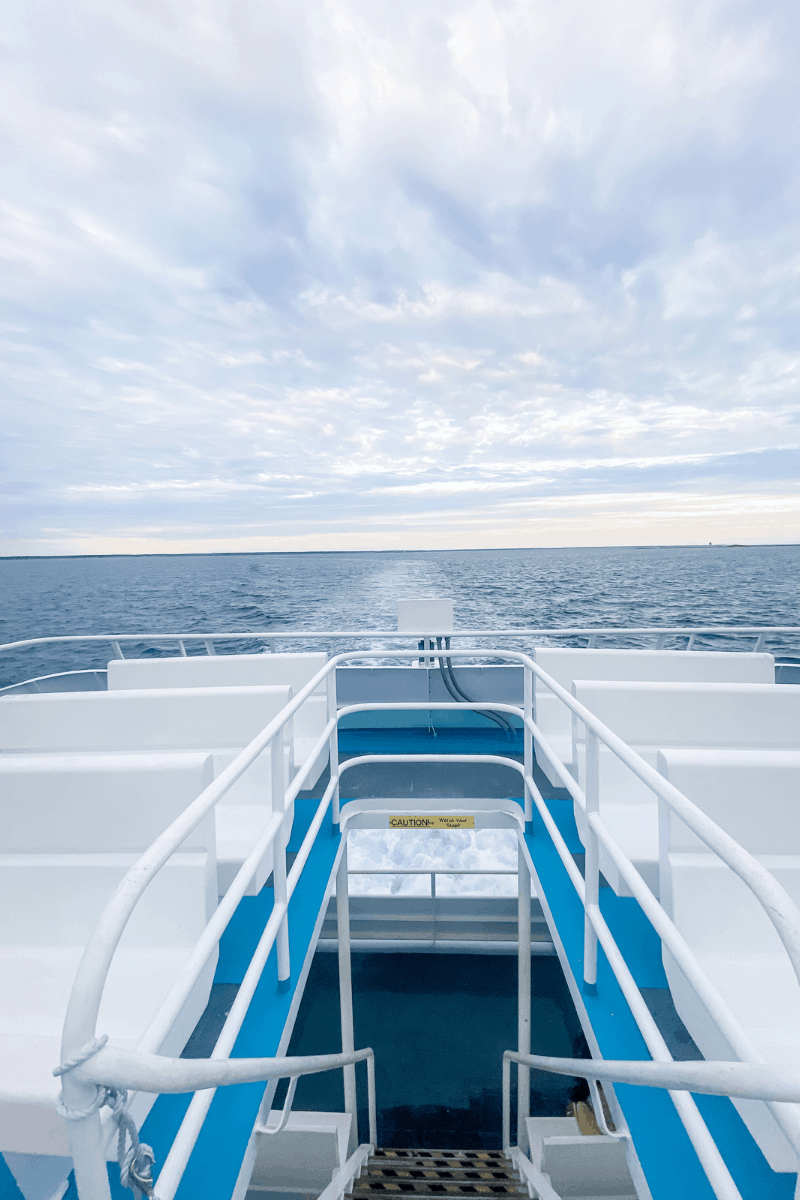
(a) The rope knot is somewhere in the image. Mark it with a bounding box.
[53,1037,157,1198]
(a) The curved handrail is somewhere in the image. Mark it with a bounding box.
[61,649,798,1077]
[502,1050,799,1104]
[52,644,800,1198]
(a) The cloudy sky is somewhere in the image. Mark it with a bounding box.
[1,0,798,555]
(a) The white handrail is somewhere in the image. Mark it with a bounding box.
[503,1051,799,1104]
[1,625,797,654]
[316,1141,374,1200]
[53,645,799,1199]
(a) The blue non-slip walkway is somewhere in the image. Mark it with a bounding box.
[62,798,341,1200]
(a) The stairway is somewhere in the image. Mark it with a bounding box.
[347,1149,530,1199]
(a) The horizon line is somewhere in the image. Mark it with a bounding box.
[1,542,799,562]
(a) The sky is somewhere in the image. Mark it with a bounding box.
[1,0,798,556]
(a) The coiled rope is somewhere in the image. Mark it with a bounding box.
[54,1037,156,1198]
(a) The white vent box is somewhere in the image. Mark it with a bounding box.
[397,599,454,635]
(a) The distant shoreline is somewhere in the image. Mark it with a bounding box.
[1,544,799,562]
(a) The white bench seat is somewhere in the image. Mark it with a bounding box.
[0,753,219,1159]
[0,687,294,894]
[658,748,800,1172]
[107,653,330,786]
[571,682,799,896]
[531,649,775,786]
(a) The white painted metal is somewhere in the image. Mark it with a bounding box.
[517,842,531,1150]
[251,1110,353,1192]
[396,598,454,634]
[337,848,358,1140]
[582,729,600,990]
[272,730,290,985]
[506,1050,799,1102]
[523,667,533,825]
[2,625,796,657]
[505,1142,563,1200]
[315,1141,374,1200]
[31,644,797,1199]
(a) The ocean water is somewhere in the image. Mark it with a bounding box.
[1,545,797,893]
[1,544,798,687]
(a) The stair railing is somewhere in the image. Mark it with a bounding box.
[502,1050,799,1200]
[53,646,799,1200]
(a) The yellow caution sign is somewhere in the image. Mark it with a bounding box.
[388,815,475,829]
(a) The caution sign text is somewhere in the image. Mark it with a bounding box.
[388,815,475,830]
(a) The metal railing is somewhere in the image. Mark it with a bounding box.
[0,625,797,694]
[41,643,799,1200]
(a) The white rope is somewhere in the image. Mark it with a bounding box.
[54,1037,156,1198]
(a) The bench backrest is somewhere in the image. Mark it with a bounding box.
[0,753,214,854]
[657,748,800,855]
[533,648,774,692]
[108,652,328,696]
[0,685,292,753]
[572,681,799,750]
[0,854,210,949]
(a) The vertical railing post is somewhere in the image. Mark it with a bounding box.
[61,1074,113,1200]
[523,666,533,829]
[272,728,290,989]
[178,639,188,657]
[502,1054,511,1153]
[328,667,341,829]
[109,640,124,660]
[366,1053,377,1147]
[337,846,358,1147]
[203,639,216,656]
[517,842,531,1150]
[583,729,600,992]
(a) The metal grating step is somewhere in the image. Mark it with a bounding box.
[347,1150,529,1200]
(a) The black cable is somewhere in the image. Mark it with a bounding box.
[436,637,514,735]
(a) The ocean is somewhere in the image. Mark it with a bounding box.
[2,545,797,894]
[1,543,798,688]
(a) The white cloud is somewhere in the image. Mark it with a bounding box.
[0,0,796,553]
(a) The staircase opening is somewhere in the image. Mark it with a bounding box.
[274,951,591,1150]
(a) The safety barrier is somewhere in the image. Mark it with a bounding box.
[22,644,798,1200]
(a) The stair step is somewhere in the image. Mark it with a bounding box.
[347,1150,527,1200]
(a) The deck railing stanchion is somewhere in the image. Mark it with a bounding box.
[502,1053,512,1152]
[203,639,216,655]
[583,730,600,991]
[523,667,533,828]
[517,842,532,1148]
[178,639,188,657]
[337,846,358,1143]
[109,640,124,660]
[328,668,341,828]
[61,1073,113,1200]
[272,729,290,987]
